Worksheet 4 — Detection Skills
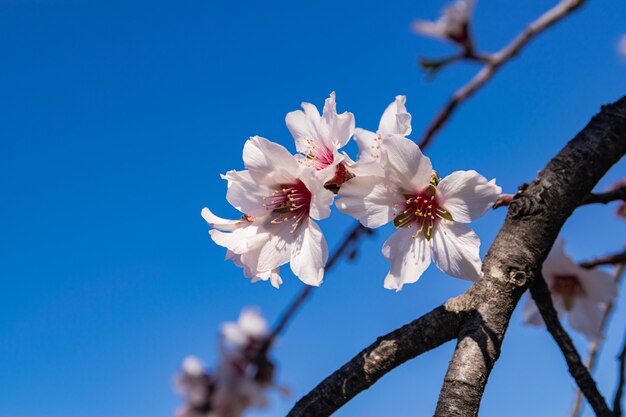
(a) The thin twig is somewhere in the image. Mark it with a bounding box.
[419,0,586,149]
[494,185,626,210]
[570,265,626,417]
[581,252,626,269]
[614,329,626,417]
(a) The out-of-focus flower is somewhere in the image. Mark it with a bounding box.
[523,240,618,341]
[285,92,355,188]
[619,34,626,58]
[336,135,500,290]
[352,95,412,175]
[203,136,333,287]
[175,309,280,417]
[413,0,476,47]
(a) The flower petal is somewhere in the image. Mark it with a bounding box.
[569,298,605,341]
[431,221,482,281]
[579,267,618,303]
[354,128,381,163]
[290,220,328,286]
[382,228,432,291]
[321,91,355,150]
[286,101,323,154]
[436,170,502,223]
[201,207,243,232]
[209,226,268,255]
[336,175,404,228]
[243,136,300,185]
[381,135,432,192]
[378,95,412,137]
[299,168,334,221]
[221,170,271,217]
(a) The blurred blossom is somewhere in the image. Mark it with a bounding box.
[523,240,618,341]
[412,0,476,47]
[619,34,626,57]
[175,309,281,417]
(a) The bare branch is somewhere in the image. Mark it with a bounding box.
[419,0,586,149]
[614,331,626,417]
[287,303,464,417]
[494,185,626,210]
[287,97,626,417]
[529,274,612,417]
[580,252,626,269]
[571,265,626,417]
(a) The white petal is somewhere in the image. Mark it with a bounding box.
[336,175,404,228]
[321,92,355,150]
[221,170,271,217]
[568,298,605,341]
[290,220,328,286]
[255,222,293,272]
[412,20,448,39]
[286,101,323,154]
[299,168,334,221]
[238,308,268,338]
[243,136,300,185]
[381,136,432,192]
[210,226,268,255]
[437,170,502,223]
[382,228,432,291]
[353,128,383,163]
[579,267,618,303]
[431,221,482,281]
[378,95,412,137]
[201,207,243,232]
[521,296,545,326]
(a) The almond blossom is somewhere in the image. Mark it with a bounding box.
[203,136,333,287]
[336,135,501,290]
[412,0,475,47]
[285,92,355,188]
[522,240,618,341]
[175,309,279,417]
[353,95,412,169]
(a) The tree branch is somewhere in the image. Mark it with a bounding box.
[580,251,626,269]
[419,0,586,149]
[495,185,626,210]
[287,97,626,416]
[614,331,626,417]
[529,274,612,416]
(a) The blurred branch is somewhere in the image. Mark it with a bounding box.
[570,264,626,417]
[530,274,612,417]
[419,0,586,149]
[614,330,626,417]
[580,252,626,269]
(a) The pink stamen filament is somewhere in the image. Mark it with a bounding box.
[263,181,312,233]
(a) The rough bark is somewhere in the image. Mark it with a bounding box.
[287,96,626,417]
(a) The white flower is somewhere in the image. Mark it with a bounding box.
[412,0,475,45]
[175,356,214,417]
[336,135,501,290]
[203,136,333,287]
[352,95,412,175]
[523,240,618,341]
[285,92,355,185]
[220,308,269,358]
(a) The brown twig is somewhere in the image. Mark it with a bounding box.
[419,0,586,149]
[614,329,626,417]
[570,264,626,417]
[581,252,626,269]
[494,185,626,210]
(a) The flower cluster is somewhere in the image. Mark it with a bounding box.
[203,93,502,290]
[523,240,618,341]
[175,309,279,417]
[412,0,475,47]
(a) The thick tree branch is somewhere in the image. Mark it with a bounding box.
[288,98,626,416]
[529,274,612,416]
[287,303,464,417]
[419,0,586,149]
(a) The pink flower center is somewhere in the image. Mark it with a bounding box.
[263,181,312,233]
[302,139,335,170]
[393,185,452,240]
[551,274,584,310]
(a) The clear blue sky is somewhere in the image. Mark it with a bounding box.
[1,1,625,416]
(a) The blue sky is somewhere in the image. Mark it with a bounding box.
[0,0,625,416]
